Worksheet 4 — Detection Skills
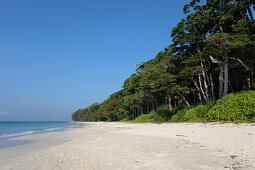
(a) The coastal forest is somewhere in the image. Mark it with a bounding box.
[72,0,255,122]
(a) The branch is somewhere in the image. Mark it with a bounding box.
[209,55,224,65]
[232,0,238,5]
[188,51,194,57]
[229,57,251,70]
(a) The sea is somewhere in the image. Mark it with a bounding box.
[0,121,79,140]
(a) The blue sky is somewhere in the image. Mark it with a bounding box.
[0,0,189,121]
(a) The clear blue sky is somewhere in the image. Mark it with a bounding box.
[0,0,189,121]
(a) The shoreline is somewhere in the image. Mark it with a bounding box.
[0,122,254,169]
[0,123,87,169]
[0,122,81,146]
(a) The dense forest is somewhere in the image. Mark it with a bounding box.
[72,0,255,122]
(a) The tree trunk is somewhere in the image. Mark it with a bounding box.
[229,79,234,93]
[198,74,207,100]
[146,103,149,114]
[177,91,191,107]
[168,97,173,110]
[192,91,195,103]
[191,77,203,103]
[248,77,252,90]
[223,61,229,97]
[203,73,209,100]
[201,62,209,100]
[151,102,155,111]
[219,67,224,98]
[197,91,202,104]
[210,73,215,100]
[134,108,136,119]
[219,26,224,32]
[251,64,255,89]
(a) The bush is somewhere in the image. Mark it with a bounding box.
[170,114,179,122]
[184,101,215,121]
[121,118,130,122]
[133,105,174,123]
[133,114,154,123]
[184,109,198,121]
[153,105,173,121]
[116,111,125,120]
[207,90,255,121]
[175,107,189,121]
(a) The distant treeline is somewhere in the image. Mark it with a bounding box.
[72,0,255,122]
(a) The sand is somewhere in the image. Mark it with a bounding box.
[0,122,254,170]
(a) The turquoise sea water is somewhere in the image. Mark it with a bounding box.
[0,121,78,139]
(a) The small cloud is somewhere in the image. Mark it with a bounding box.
[0,111,9,116]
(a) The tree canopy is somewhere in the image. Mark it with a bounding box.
[72,0,255,122]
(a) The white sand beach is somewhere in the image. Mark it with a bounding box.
[0,122,255,170]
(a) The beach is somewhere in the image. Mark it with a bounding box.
[0,122,255,170]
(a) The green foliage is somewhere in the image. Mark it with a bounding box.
[174,107,189,121]
[184,109,198,121]
[72,1,255,123]
[207,91,255,121]
[121,118,130,122]
[170,114,179,122]
[184,101,216,121]
[132,114,155,123]
[153,105,173,121]
[132,105,174,123]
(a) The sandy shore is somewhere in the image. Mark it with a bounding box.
[0,122,254,170]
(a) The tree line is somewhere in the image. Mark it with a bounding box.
[72,0,255,122]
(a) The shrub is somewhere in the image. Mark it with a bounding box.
[148,111,156,119]
[170,114,179,122]
[121,118,130,122]
[133,114,154,123]
[207,90,255,121]
[203,100,216,111]
[184,109,199,121]
[175,107,189,121]
[153,105,173,121]
[133,105,173,123]
[184,101,215,121]
[116,111,125,120]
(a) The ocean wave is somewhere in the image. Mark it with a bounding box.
[43,128,60,131]
[0,131,36,139]
[0,122,78,139]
